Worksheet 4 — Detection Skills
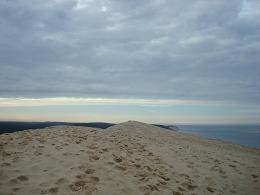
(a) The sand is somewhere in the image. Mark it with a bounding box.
[0,121,260,195]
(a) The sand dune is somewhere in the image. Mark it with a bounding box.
[1,121,260,195]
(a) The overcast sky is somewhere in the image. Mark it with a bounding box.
[0,0,260,123]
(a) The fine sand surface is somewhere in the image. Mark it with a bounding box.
[1,121,260,195]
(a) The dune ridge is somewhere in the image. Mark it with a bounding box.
[1,121,260,195]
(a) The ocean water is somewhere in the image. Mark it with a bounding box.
[178,124,260,149]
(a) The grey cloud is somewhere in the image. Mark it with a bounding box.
[0,0,260,104]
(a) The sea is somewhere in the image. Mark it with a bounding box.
[178,124,260,149]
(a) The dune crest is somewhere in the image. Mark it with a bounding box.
[1,121,260,195]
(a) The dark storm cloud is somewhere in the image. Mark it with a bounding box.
[0,0,260,104]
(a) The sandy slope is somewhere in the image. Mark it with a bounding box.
[0,121,260,195]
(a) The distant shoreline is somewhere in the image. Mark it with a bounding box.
[178,124,260,150]
[1,121,259,150]
[0,121,178,134]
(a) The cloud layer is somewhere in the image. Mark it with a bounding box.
[1,0,260,104]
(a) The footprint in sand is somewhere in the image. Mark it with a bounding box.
[88,145,98,150]
[48,187,59,193]
[229,164,236,168]
[17,175,29,181]
[207,186,215,193]
[34,151,42,156]
[251,174,258,179]
[8,175,29,185]
[180,181,197,191]
[113,154,123,163]
[90,155,100,161]
[90,176,100,182]
[85,169,95,174]
[144,165,152,171]
[251,174,258,182]
[1,162,11,167]
[172,191,184,195]
[115,164,127,171]
[62,152,71,156]
[69,180,87,192]
[55,146,63,150]
[158,175,170,182]
[76,174,86,180]
[139,184,159,194]
[69,176,99,193]
[55,178,66,184]
[12,187,20,192]
[178,186,185,192]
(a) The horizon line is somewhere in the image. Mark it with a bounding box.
[0,120,259,126]
[0,97,257,107]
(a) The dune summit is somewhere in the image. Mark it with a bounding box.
[1,121,260,195]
